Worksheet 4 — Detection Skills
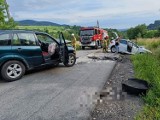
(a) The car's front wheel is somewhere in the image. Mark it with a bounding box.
[111,46,117,53]
[64,53,76,67]
[1,60,25,82]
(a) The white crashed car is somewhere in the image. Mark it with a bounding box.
[109,39,152,54]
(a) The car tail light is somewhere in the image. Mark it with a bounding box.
[42,51,49,56]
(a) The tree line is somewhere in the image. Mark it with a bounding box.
[126,24,160,40]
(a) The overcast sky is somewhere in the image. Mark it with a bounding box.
[7,0,160,29]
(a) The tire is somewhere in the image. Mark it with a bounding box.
[95,41,98,49]
[111,46,117,53]
[64,53,76,67]
[91,46,95,49]
[95,45,98,49]
[82,46,85,50]
[1,60,25,82]
[100,42,103,48]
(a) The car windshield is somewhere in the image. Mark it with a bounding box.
[80,30,94,36]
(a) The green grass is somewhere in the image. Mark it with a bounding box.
[131,38,160,120]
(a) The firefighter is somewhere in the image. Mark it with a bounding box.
[102,37,108,52]
[71,33,77,54]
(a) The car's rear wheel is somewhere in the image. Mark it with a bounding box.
[1,60,25,82]
[95,41,98,49]
[111,46,117,53]
[64,53,76,67]
[94,45,98,49]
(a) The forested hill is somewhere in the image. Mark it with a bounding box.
[148,20,160,30]
[16,20,68,26]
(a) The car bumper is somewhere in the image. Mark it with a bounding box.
[81,41,96,47]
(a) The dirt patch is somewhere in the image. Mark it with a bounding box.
[89,54,143,120]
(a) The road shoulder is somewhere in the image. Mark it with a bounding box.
[89,54,144,120]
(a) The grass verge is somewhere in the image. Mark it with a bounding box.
[131,38,160,120]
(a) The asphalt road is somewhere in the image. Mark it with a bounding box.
[0,49,117,120]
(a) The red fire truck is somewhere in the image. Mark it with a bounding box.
[80,27,109,49]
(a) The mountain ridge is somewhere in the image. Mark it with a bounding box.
[148,20,160,30]
[16,20,69,26]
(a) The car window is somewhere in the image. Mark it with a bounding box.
[37,34,56,44]
[95,29,98,35]
[12,34,21,46]
[120,40,127,44]
[0,34,11,46]
[17,33,36,46]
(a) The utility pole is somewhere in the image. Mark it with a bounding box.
[4,0,11,20]
[97,20,99,28]
[159,9,160,18]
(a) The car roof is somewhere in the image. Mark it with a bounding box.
[120,39,129,41]
[0,30,57,39]
[0,30,37,34]
[1,30,48,34]
[112,39,129,41]
[120,39,132,42]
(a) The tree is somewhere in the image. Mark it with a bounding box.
[144,30,156,38]
[135,24,147,38]
[0,0,16,29]
[127,28,135,39]
[157,27,160,37]
[127,24,147,39]
[0,0,6,27]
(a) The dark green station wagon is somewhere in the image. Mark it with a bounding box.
[0,30,76,82]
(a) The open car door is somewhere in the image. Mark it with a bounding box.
[59,32,69,64]
[59,32,76,67]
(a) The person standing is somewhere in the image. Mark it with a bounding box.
[71,33,77,54]
[115,37,120,53]
[102,37,108,52]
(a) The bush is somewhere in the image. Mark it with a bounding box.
[144,30,157,38]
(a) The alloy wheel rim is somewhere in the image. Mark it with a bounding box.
[112,47,117,52]
[6,64,22,78]
[68,55,75,65]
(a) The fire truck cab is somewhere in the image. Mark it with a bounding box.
[80,27,109,49]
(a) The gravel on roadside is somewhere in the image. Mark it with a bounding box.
[89,54,144,120]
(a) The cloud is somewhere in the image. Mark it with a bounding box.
[7,0,160,28]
